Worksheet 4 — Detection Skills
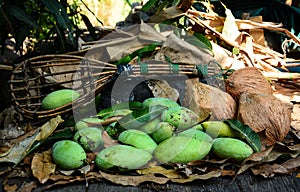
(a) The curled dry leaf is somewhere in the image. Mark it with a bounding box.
[251,164,289,178]
[183,78,237,121]
[225,67,273,100]
[137,166,180,179]
[17,181,38,192]
[102,130,119,148]
[100,171,169,186]
[238,92,292,146]
[170,170,222,183]
[31,150,56,184]
[3,183,18,192]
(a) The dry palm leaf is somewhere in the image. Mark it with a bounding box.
[237,92,292,146]
[211,42,247,70]
[183,78,237,121]
[184,10,294,72]
[189,10,300,46]
[225,67,273,100]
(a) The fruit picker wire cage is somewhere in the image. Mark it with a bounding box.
[9,54,118,119]
[9,47,223,120]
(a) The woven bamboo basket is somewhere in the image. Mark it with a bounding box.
[9,54,117,119]
[9,48,222,120]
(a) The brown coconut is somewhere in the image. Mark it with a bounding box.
[225,67,273,101]
[183,78,237,121]
[237,92,292,146]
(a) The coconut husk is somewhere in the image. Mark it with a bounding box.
[183,78,237,121]
[225,67,273,101]
[237,92,293,146]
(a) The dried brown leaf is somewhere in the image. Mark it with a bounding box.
[137,166,180,179]
[220,170,236,177]
[291,104,300,131]
[251,164,289,178]
[281,156,300,170]
[49,173,74,182]
[177,0,194,12]
[170,170,222,183]
[148,6,184,23]
[47,171,103,190]
[17,181,38,192]
[3,183,18,192]
[46,174,85,190]
[31,150,56,184]
[238,33,255,66]
[0,167,11,177]
[102,130,119,148]
[238,143,300,175]
[0,115,63,165]
[58,169,75,176]
[100,171,169,186]
[5,168,29,179]
[238,146,274,175]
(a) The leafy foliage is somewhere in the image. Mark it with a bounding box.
[224,119,261,152]
[0,0,100,54]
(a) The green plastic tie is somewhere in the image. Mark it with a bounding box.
[196,64,208,77]
[140,63,149,74]
[170,63,179,74]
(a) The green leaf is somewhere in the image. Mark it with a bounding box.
[172,0,180,6]
[184,32,212,52]
[115,106,165,130]
[141,0,160,12]
[103,109,133,120]
[224,119,261,152]
[28,128,74,154]
[114,43,161,65]
[7,5,38,28]
[97,101,142,118]
[232,47,240,55]
[81,14,97,40]
[41,0,76,45]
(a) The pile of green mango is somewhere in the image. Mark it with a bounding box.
[51,97,255,172]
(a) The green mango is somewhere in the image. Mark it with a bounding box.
[97,101,142,118]
[190,124,203,131]
[52,140,86,170]
[118,129,157,153]
[42,89,80,110]
[73,127,104,152]
[151,122,175,143]
[74,117,103,131]
[201,121,240,138]
[95,145,152,172]
[138,117,161,134]
[212,138,253,161]
[177,128,213,143]
[154,136,212,164]
[142,97,179,109]
[161,107,199,130]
